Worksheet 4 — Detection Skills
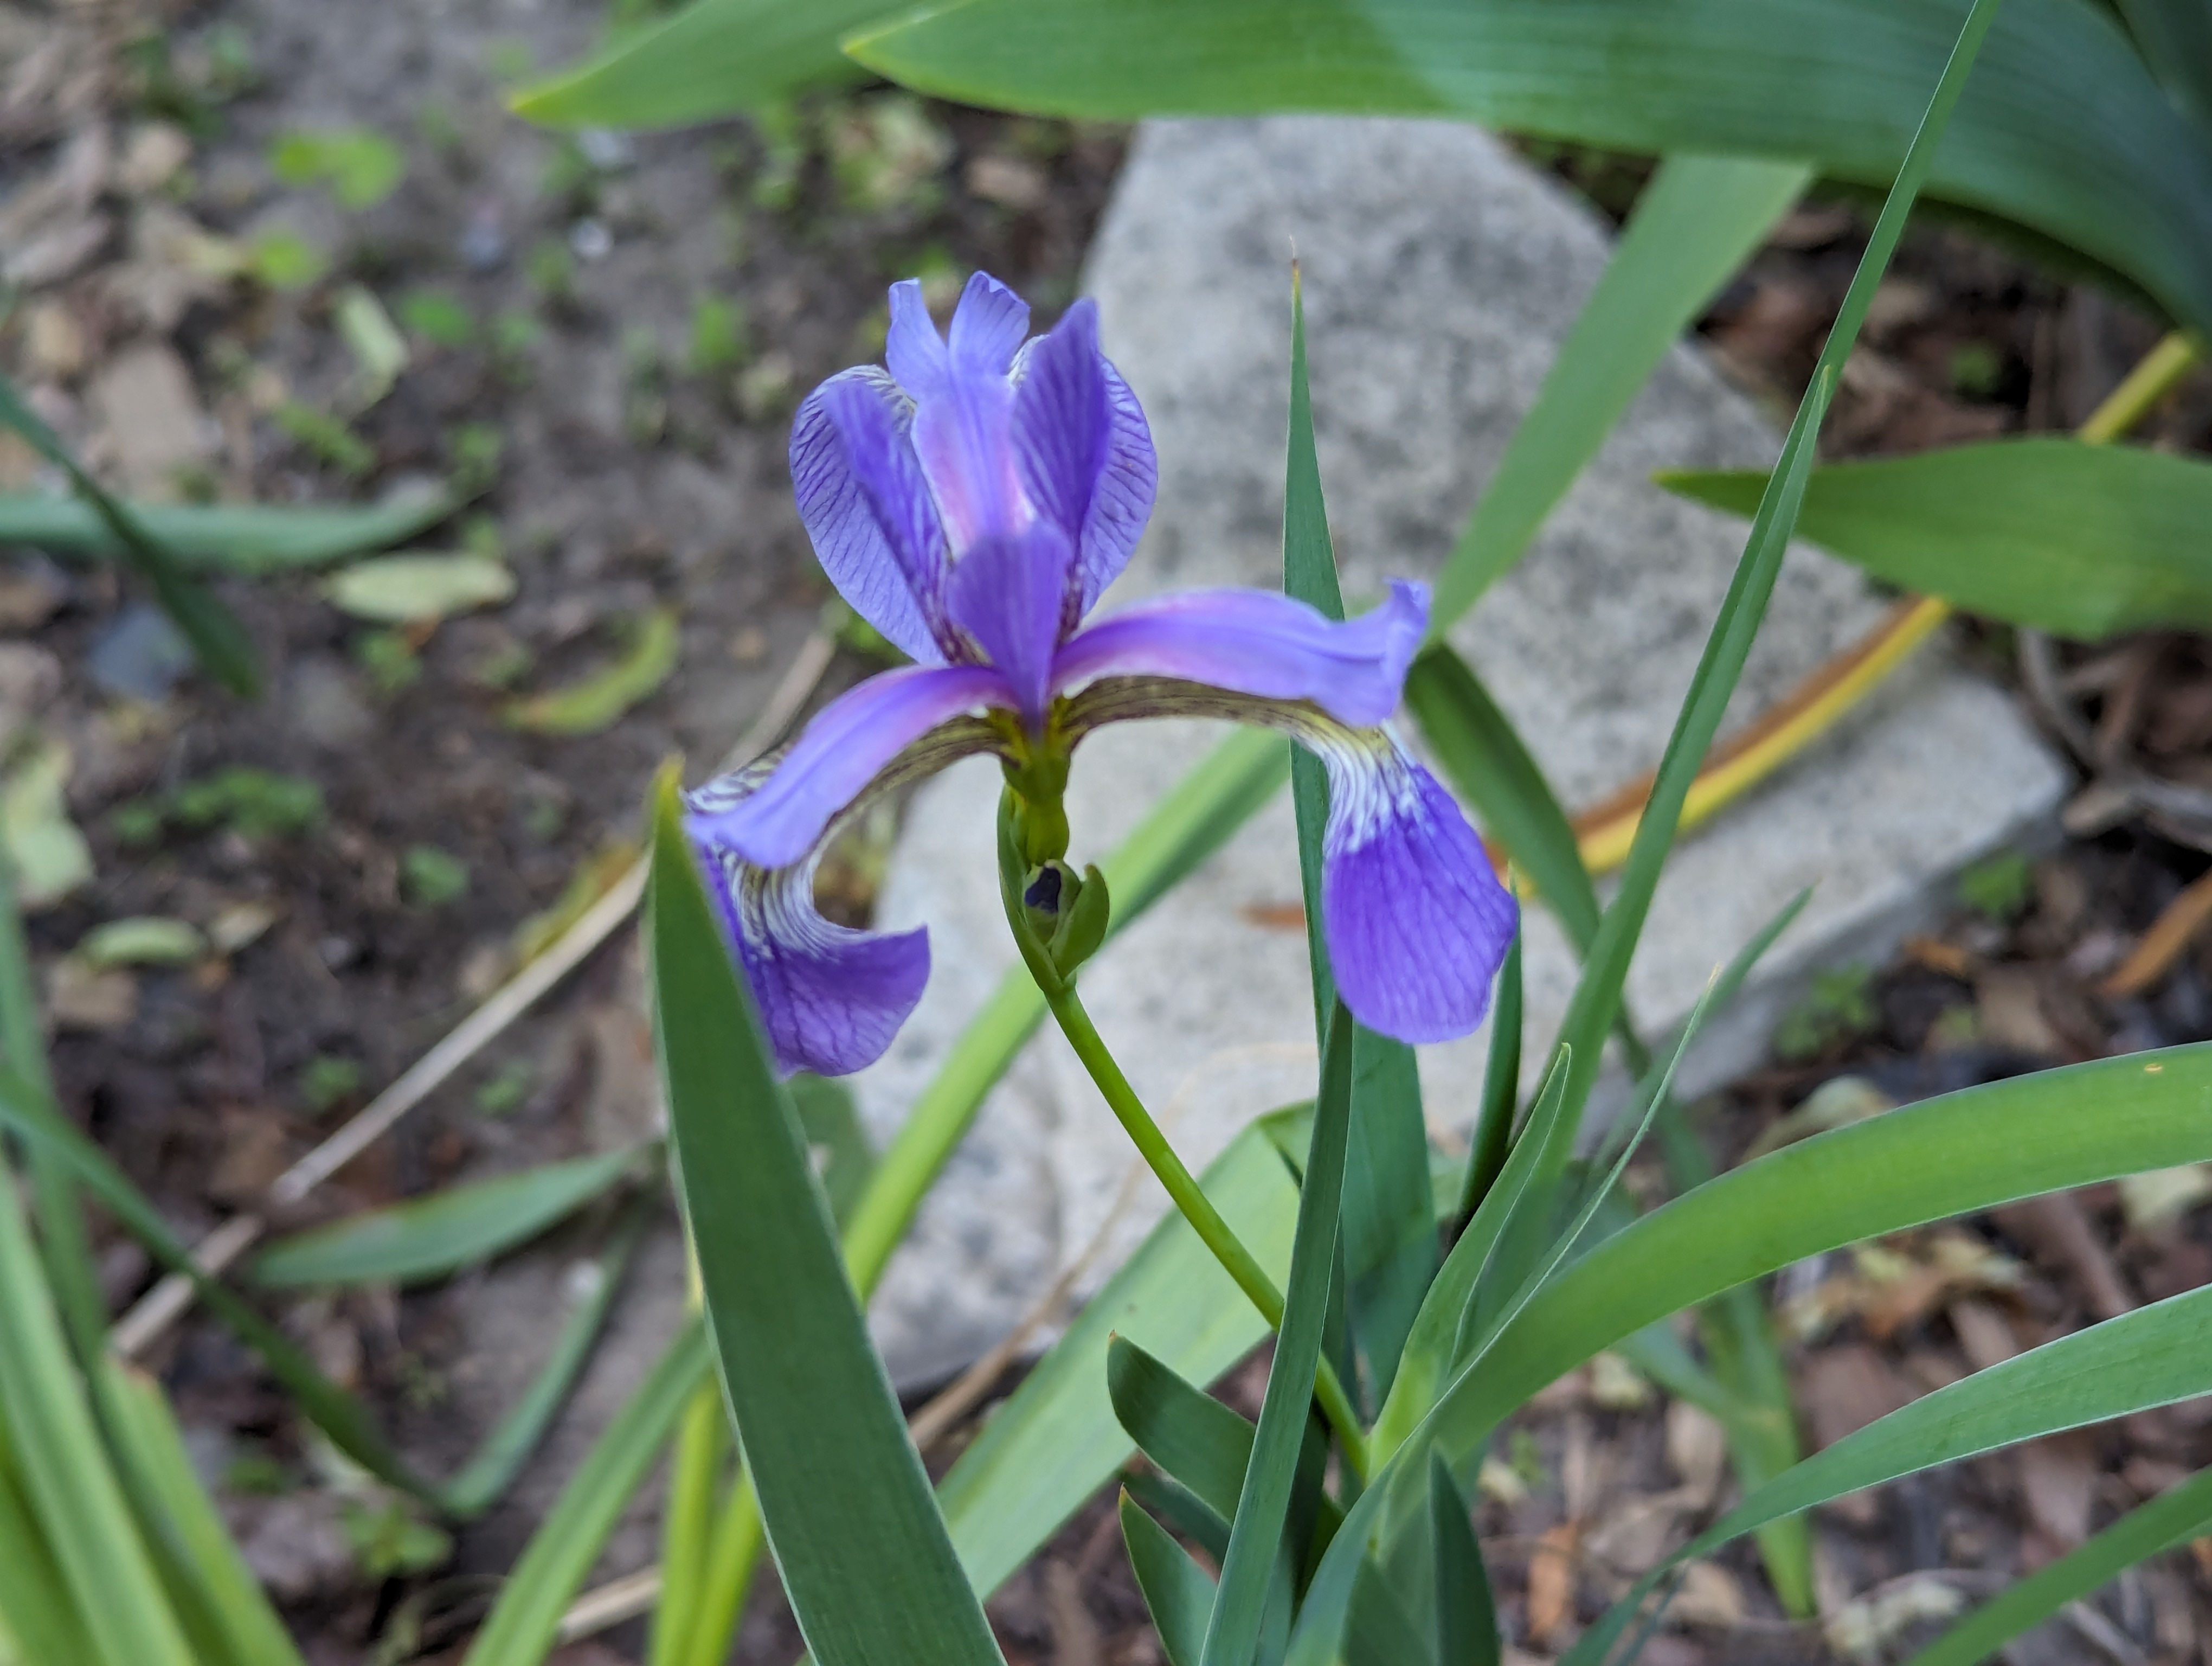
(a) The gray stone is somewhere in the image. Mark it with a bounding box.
[856,118,2069,1387]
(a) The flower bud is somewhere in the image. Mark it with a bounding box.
[1047,863,1110,978]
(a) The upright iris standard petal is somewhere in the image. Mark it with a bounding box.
[1315,734,1519,1043]
[691,835,930,1078]
[686,664,1013,870]
[790,369,950,664]
[946,272,1030,375]
[1012,302,1158,626]
[898,275,1036,553]
[947,524,1073,725]
[1050,581,1429,728]
[884,279,949,396]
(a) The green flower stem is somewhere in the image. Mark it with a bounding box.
[1041,979,1371,1481]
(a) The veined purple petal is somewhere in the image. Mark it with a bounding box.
[948,272,1030,375]
[914,379,1022,553]
[947,524,1072,723]
[687,664,1013,870]
[1051,679,1512,1043]
[691,834,930,1077]
[885,278,948,396]
[791,369,951,664]
[1321,739,1516,1042]
[1050,581,1428,727]
[1011,302,1158,627]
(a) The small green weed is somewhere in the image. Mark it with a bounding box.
[269,126,406,210]
[402,845,470,908]
[398,289,474,348]
[300,1054,363,1115]
[1959,851,2034,923]
[1773,964,1878,1062]
[274,403,375,477]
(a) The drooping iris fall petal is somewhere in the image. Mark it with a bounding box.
[687,664,1012,871]
[1050,580,1429,728]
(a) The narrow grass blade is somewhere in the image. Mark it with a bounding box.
[1653,1107,1813,1617]
[465,1321,711,1666]
[1109,1337,1256,1527]
[0,847,104,1372]
[938,1117,1300,1594]
[1510,0,2005,1299]
[100,1359,306,1666]
[1372,1046,1569,1464]
[1201,1002,1357,1666]
[0,1154,192,1666]
[440,1200,649,1518]
[646,769,1004,1666]
[650,1377,729,1666]
[250,1147,646,1288]
[1566,1283,2212,1663]
[0,1070,435,1496]
[1428,155,1811,627]
[1405,646,1598,952]
[0,488,455,572]
[1455,931,1522,1223]
[0,1415,98,1666]
[0,373,258,696]
[1122,1491,1217,1666]
[1904,1465,2212,1666]
[1282,270,1435,1408]
[1429,1456,1499,1666]
[1431,1044,2212,1469]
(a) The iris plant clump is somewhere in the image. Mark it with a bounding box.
[683,271,1517,1076]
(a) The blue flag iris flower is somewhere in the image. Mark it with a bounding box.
[685,272,1516,1076]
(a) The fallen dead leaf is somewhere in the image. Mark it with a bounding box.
[2018,1432,2098,1560]
[1946,1298,2020,1373]
[1666,1401,1728,1507]
[1995,1191,2135,1321]
[1799,1343,1916,1451]
[46,957,135,1030]
[1823,1575,1965,1662]
[1526,1521,1579,1645]
[1043,1561,1102,1666]
[1588,1350,1652,1411]
[1669,1560,1745,1630]
[1900,933,1975,978]
[20,299,85,380]
[211,1108,292,1203]
[2118,1163,2212,1233]
[1974,964,2065,1056]
[86,342,213,499]
[118,122,191,195]
[1584,1491,1684,1573]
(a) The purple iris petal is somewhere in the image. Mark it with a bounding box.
[1050,580,1429,727]
[686,663,1012,870]
[1317,737,1518,1044]
[885,278,949,395]
[948,272,1030,374]
[1011,299,1158,629]
[947,524,1072,724]
[691,837,929,1077]
[791,369,950,664]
